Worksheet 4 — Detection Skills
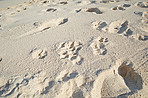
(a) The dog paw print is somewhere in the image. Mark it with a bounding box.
[91,37,108,55]
[58,41,83,65]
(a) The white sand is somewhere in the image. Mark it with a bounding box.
[0,0,148,97]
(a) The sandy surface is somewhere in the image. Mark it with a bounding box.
[0,0,148,97]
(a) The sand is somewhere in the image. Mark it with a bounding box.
[0,0,148,97]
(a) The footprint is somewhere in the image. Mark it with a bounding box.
[111,4,131,11]
[91,59,143,98]
[98,19,147,41]
[131,34,148,41]
[134,11,148,19]
[108,19,128,34]
[46,8,57,12]
[123,4,131,7]
[107,19,148,40]
[135,2,148,8]
[0,71,50,97]
[58,41,83,65]
[74,9,82,13]
[17,18,68,38]
[100,0,119,3]
[92,21,107,31]
[90,37,108,55]
[31,48,47,59]
[111,6,125,11]
[108,19,133,37]
[134,11,143,16]
[58,1,68,5]
[83,8,103,14]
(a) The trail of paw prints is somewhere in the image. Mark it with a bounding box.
[135,2,148,8]
[92,19,148,41]
[111,4,131,11]
[0,71,52,98]
[108,19,148,41]
[31,48,47,59]
[57,41,83,65]
[91,19,131,35]
[17,18,68,39]
[91,59,143,98]
[90,37,108,55]
[83,8,103,14]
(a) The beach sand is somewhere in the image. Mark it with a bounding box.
[0,0,148,97]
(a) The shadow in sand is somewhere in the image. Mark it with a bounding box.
[117,65,143,97]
